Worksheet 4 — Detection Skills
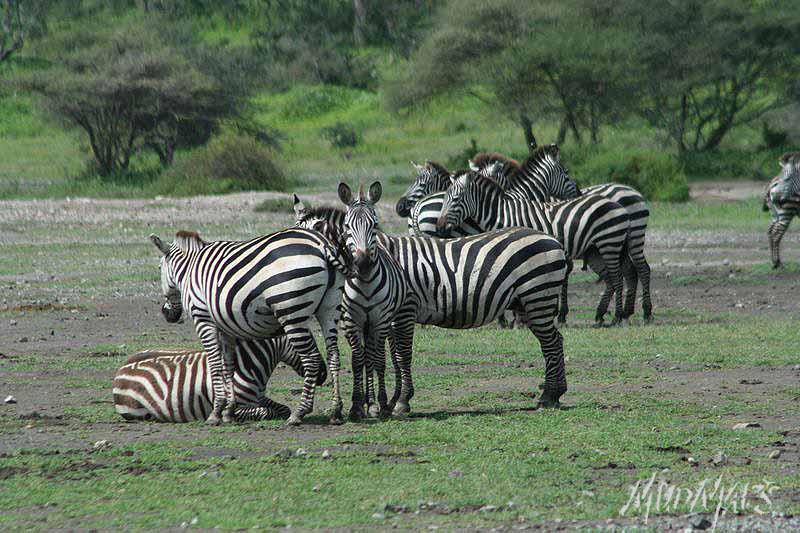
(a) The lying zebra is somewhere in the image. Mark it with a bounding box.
[114,338,323,422]
[763,151,800,268]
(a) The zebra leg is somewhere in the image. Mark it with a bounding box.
[595,249,625,326]
[390,310,415,416]
[320,318,343,425]
[195,321,229,425]
[768,214,792,269]
[370,331,390,418]
[629,249,652,322]
[218,332,239,424]
[235,396,291,421]
[557,259,574,325]
[387,333,402,411]
[282,324,323,426]
[346,329,367,421]
[523,318,566,408]
[621,255,638,321]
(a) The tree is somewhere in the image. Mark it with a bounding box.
[21,24,253,175]
[0,0,47,64]
[626,0,800,153]
[384,0,639,146]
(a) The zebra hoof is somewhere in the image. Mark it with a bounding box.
[205,414,221,426]
[536,389,564,409]
[284,414,303,427]
[329,414,344,425]
[367,404,382,419]
[592,320,605,329]
[643,314,653,324]
[392,402,411,417]
[349,405,366,422]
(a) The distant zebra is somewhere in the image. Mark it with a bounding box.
[470,147,652,322]
[336,182,417,419]
[294,198,570,407]
[436,171,631,326]
[149,227,347,426]
[113,339,322,422]
[763,151,800,268]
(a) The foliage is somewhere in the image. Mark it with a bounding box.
[444,138,485,170]
[320,121,359,149]
[0,0,48,64]
[161,134,289,194]
[761,122,788,150]
[629,0,800,153]
[253,196,294,213]
[576,149,689,202]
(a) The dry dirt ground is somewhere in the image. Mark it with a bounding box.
[1,184,799,530]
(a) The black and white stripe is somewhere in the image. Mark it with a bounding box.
[149,227,347,426]
[113,339,318,422]
[764,154,800,268]
[470,147,653,322]
[436,171,631,325]
[294,200,570,407]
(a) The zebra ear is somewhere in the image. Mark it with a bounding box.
[149,234,170,256]
[338,182,353,205]
[549,144,561,161]
[468,160,479,172]
[367,181,382,204]
[411,161,424,172]
[292,193,306,219]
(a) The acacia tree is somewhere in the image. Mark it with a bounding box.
[21,24,256,175]
[385,0,638,146]
[0,0,47,64]
[626,0,800,153]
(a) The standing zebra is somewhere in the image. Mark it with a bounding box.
[113,339,321,422]
[149,228,347,426]
[436,171,631,326]
[397,160,484,236]
[763,151,800,268]
[336,182,417,419]
[470,146,652,322]
[294,197,570,408]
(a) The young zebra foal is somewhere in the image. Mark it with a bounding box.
[338,182,417,419]
[113,339,321,422]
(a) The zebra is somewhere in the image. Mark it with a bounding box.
[470,146,653,322]
[436,170,631,326]
[763,151,800,268]
[293,197,570,408]
[149,227,348,426]
[113,338,323,422]
[336,182,417,419]
[397,160,485,236]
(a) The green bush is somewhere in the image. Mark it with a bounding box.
[159,135,290,195]
[445,138,486,170]
[320,122,359,149]
[575,150,690,202]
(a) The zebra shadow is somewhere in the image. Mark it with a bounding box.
[402,404,574,422]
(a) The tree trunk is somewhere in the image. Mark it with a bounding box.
[353,0,367,46]
[556,116,568,145]
[519,114,537,153]
[0,0,24,64]
[589,100,599,144]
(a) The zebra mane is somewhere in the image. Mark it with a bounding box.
[524,144,559,167]
[425,160,450,176]
[174,230,206,254]
[471,152,521,172]
[780,151,800,167]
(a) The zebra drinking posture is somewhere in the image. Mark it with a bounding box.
[149,228,347,426]
[294,198,570,407]
[470,147,653,322]
[113,339,321,422]
[437,171,631,326]
[763,151,800,268]
[336,182,417,419]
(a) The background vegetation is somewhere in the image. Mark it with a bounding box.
[1,0,799,200]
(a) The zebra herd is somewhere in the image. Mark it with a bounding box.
[115,142,657,426]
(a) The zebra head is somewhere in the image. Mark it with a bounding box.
[149,231,206,324]
[339,181,382,278]
[530,144,580,199]
[396,161,451,217]
[437,170,477,235]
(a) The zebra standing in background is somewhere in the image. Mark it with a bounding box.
[470,146,653,322]
[294,197,570,408]
[113,339,322,422]
[436,171,631,326]
[396,160,484,236]
[763,151,800,268]
[149,227,348,426]
[335,182,417,419]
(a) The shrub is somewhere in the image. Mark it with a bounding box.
[161,135,289,194]
[761,121,789,149]
[445,138,485,170]
[320,122,359,149]
[576,150,689,202]
[253,197,294,213]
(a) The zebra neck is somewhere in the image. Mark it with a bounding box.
[475,184,506,230]
[513,166,551,202]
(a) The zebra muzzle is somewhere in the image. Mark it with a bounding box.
[161,301,183,323]
[395,197,410,217]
